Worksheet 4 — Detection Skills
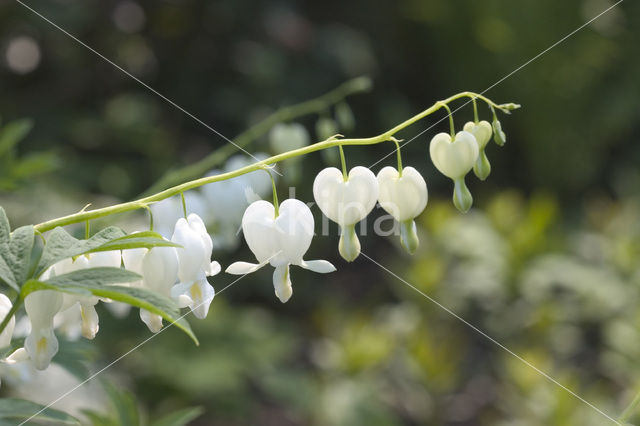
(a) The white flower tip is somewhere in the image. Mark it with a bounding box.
[5,347,29,364]
[140,310,163,333]
[225,261,265,275]
[207,261,222,276]
[300,260,336,274]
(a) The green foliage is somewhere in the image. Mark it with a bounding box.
[0,398,79,425]
[0,118,58,190]
[86,231,181,253]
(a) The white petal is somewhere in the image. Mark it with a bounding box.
[272,264,293,303]
[207,260,221,276]
[172,217,211,283]
[5,347,29,364]
[241,200,280,263]
[377,166,428,222]
[140,309,163,333]
[313,166,378,226]
[142,246,179,296]
[80,305,99,340]
[225,261,267,275]
[25,290,63,329]
[86,250,122,268]
[24,327,58,370]
[299,259,336,273]
[429,131,479,179]
[189,278,215,319]
[275,199,314,264]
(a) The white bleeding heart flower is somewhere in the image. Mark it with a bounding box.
[377,166,428,254]
[226,199,335,303]
[0,294,15,349]
[123,244,179,333]
[24,289,63,370]
[52,251,121,340]
[464,120,493,180]
[150,192,209,239]
[170,214,220,319]
[313,166,379,261]
[429,131,479,213]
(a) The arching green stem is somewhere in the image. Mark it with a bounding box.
[33,92,518,233]
[266,168,280,217]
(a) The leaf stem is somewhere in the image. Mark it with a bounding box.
[33,92,518,233]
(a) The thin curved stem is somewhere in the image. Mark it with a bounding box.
[441,103,455,138]
[391,137,403,176]
[141,76,373,196]
[33,91,518,233]
[339,145,348,180]
[473,97,479,123]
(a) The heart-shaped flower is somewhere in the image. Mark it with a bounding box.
[24,289,63,370]
[377,166,428,253]
[429,131,479,180]
[123,243,179,333]
[313,166,379,261]
[463,120,493,180]
[429,131,479,213]
[226,199,335,303]
[170,214,221,319]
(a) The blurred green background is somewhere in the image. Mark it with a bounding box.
[1,0,640,424]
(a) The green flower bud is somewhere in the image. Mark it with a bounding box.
[473,149,491,181]
[492,118,506,146]
[339,224,361,262]
[453,177,473,213]
[399,220,419,254]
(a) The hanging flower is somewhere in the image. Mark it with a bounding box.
[226,199,335,303]
[24,289,63,370]
[463,120,493,180]
[122,245,179,333]
[54,251,122,340]
[377,166,428,254]
[170,214,220,319]
[429,131,479,213]
[313,166,378,261]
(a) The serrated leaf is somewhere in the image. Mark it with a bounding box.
[35,227,126,277]
[0,118,34,157]
[7,225,34,284]
[22,270,198,345]
[154,407,205,426]
[0,398,80,424]
[0,209,19,290]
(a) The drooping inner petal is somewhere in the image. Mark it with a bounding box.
[272,264,293,303]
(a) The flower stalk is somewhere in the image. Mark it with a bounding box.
[33,92,518,234]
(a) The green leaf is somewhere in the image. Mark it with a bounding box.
[6,225,34,284]
[0,207,10,244]
[0,118,34,157]
[22,271,198,345]
[35,226,126,277]
[0,398,80,424]
[154,407,205,426]
[103,382,139,426]
[12,151,59,179]
[87,231,181,252]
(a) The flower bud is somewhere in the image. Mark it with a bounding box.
[399,220,419,254]
[339,224,361,262]
[492,118,506,146]
[453,178,473,213]
[473,150,491,181]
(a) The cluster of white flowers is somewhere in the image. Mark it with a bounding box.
[429,117,501,213]
[1,212,218,374]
